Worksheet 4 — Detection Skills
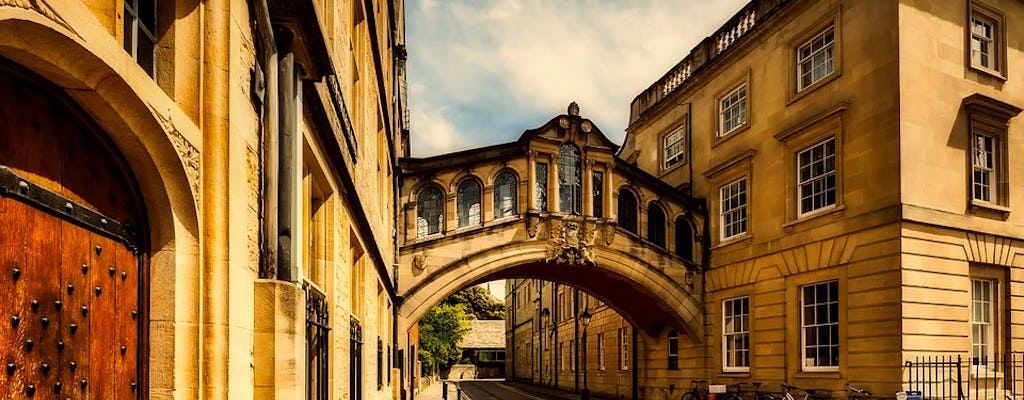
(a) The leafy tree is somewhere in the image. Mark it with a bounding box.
[441,286,505,320]
[418,303,471,372]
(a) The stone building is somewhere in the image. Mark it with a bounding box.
[0,0,407,399]
[491,0,1024,399]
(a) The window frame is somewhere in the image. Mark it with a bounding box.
[719,83,749,138]
[720,177,748,241]
[971,131,997,204]
[662,124,687,171]
[416,186,445,237]
[535,162,549,212]
[796,137,837,217]
[775,103,846,226]
[963,94,1020,216]
[123,0,157,75]
[971,278,995,365]
[456,178,483,228]
[558,143,583,215]
[597,332,606,371]
[787,13,842,103]
[493,170,519,219]
[667,330,679,371]
[674,217,694,261]
[617,188,639,235]
[722,296,750,372]
[619,327,630,371]
[796,24,836,92]
[967,1,1006,78]
[800,280,839,372]
[647,202,667,248]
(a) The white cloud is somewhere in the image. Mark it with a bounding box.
[407,0,748,157]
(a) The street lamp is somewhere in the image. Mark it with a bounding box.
[580,308,592,400]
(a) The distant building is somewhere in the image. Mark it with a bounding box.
[457,320,507,379]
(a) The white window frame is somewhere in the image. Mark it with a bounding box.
[722,297,750,372]
[663,126,686,170]
[972,132,996,203]
[797,138,837,217]
[968,3,1004,76]
[971,279,995,365]
[796,25,836,92]
[801,280,839,371]
[719,84,748,137]
[720,178,748,240]
[667,330,679,370]
[619,327,630,371]
[597,333,606,371]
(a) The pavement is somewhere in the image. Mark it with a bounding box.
[415,379,612,400]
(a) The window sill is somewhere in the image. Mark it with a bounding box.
[720,369,750,376]
[969,200,1010,219]
[788,72,841,106]
[784,204,845,231]
[714,233,751,249]
[794,370,841,379]
[712,123,751,148]
[661,160,687,177]
[969,64,1007,81]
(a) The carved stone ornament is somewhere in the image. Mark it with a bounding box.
[545,217,598,266]
[602,223,616,246]
[149,103,201,206]
[413,255,427,272]
[1,0,74,32]
[526,214,541,238]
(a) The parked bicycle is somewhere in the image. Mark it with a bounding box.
[723,381,774,400]
[845,383,873,400]
[681,379,710,400]
[776,383,831,400]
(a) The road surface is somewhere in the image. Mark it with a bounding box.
[456,380,547,400]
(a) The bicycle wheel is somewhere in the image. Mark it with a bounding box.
[720,393,744,400]
[682,392,700,400]
[756,394,778,400]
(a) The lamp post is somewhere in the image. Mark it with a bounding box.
[580,309,592,400]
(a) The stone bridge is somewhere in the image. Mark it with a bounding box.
[396,104,708,340]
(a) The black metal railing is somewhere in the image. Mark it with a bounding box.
[306,287,330,400]
[906,353,1024,400]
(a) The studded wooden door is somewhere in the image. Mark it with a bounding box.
[0,59,147,400]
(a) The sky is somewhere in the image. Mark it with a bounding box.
[406,0,749,157]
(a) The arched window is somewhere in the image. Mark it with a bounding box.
[417,186,444,237]
[494,171,518,219]
[648,203,666,248]
[617,189,638,234]
[457,179,482,227]
[558,143,582,214]
[675,217,694,261]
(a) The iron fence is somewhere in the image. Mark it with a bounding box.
[906,353,1024,400]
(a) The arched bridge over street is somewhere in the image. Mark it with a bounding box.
[395,104,709,341]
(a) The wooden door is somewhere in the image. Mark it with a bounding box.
[0,59,147,400]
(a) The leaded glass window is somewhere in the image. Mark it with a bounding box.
[494,171,517,219]
[457,180,482,227]
[536,162,548,212]
[618,190,638,234]
[416,187,443,237]
[592,171,604,218]
[647,204,666,248]
[559,143,582,215]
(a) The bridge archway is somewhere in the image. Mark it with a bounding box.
[398,239,702,340]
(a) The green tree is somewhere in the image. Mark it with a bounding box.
[441,286,505,320]
[418,303,470,373]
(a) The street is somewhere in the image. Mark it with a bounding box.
[456,380,545,400]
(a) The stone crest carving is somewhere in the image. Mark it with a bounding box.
[601,223,616,246]
[526,214,541,238]
[413,255,427,272]
[545,217,597,266]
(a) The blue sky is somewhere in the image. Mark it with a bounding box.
[406,0,749,157]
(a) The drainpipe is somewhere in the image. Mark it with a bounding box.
[276,27,297,282]
[254,0,278,280]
